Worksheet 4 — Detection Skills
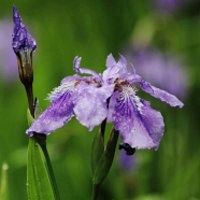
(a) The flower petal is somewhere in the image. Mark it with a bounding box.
[73,82,114,131]
[111,88,164,149]
[107,91,118,122]
[139,80,184,108]
[103,54,136,83]
[73,56,102,81]
[103,60,124,82]
[106,53,116,68]
[48,78,76,102]
[60,74,80,85]
[26,92,74,136]
[118,54,127,69]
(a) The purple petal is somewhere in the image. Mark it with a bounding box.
[118,54,127,68]
[26,92,74,136]
[103,60,124,82]
[48,78,76,102]
[73,56,102,81]
[111,88,164,149]
[73,82,114,131]
[103,54,136,83]
[60,74,80,85]
[106,53,116,68]
[107,91,119,122]
[139,80,184,108]
[139,100,164,149]
[118,54,136,74]
[12,6,36,53]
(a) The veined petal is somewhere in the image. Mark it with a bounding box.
[73,56,102,81]
[138,100,164,149]
[73,82,114,131]
[26,92,74,136]
[48,78,76,102]
[107,91,119,122]
[139,80,184,108]
[112,87,164,149]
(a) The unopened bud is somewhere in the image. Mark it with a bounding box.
[12,6,37,116]
[12,5,36,86]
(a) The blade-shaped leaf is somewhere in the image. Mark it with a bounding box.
[93,129,119,185]
[27,137,59,200]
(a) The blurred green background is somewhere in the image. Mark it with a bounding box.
[0,0,200,199]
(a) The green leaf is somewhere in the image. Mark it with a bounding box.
[93,129,119,185]
[27,109,35,126]
[91,129,119,200]
[91,129,104,174]
[0,163,9,200]
[91,119,107,175]
[27,137,60,200]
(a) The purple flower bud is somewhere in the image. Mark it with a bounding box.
[12,6,36,54]
[12,6,37,116]
[12,6,36,85]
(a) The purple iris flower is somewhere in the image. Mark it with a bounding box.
[27,54,183,150]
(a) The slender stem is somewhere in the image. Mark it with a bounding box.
[100,119,107,138]
[92,184,100,200]
[25,84,34,117]
[91,128,119,200]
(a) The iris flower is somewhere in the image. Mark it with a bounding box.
[27,54,183,150]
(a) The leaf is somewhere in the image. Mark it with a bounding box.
[27,109,35,126]
[92,129,119,185]
[91,128,104,174]
[0,163,9,200]
[27,137,60,200]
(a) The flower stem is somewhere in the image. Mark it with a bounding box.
[25,84,34,117]
[92,184,100,200]
[91,128,119,200]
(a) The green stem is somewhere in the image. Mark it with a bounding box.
[92,184,100,200]
[91,128,119,200]
[25,84,34,117]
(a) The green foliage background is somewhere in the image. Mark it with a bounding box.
[0,1,200,199]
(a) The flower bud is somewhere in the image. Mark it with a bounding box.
[12,6,36,86]
[12,6,37,116]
